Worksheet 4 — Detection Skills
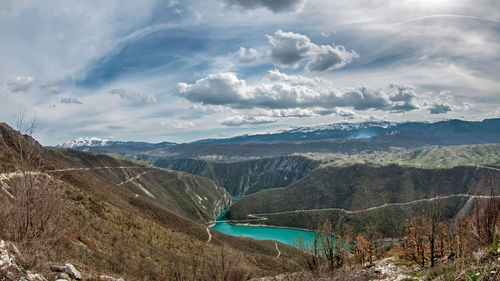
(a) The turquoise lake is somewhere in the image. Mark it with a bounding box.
[211,211,317,248]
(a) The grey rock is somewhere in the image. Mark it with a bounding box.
[64,263,82,280]
[99,275,125,281]
[57,272,69,279]
[50,265,67,272]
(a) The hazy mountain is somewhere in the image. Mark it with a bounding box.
[60,118,500,160]
[191,118,500,144]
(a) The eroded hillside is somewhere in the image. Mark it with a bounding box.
[227,164,500,237]
[154,155,320,196]
[0,123,305,280]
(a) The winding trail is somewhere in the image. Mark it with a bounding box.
[275,242,281,258]
[206,227,212,243]
[118,171,151,186]
[0,166,160,198]
[474,165,500,172]
[249,194,500,218]
[241,165,500,221]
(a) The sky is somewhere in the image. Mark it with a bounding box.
[0,0,499,145]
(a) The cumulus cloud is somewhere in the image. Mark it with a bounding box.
[177,70,451,115]
[221,115,276,126]
[266,30,358,71]
[226,0,305,13]
[235,47,262,63]
[388,84,419,112]
[109,88,157,104]
[177,69,467,120]
[60,97,82,104]
[6,76,36,93]
[428,103,452,114]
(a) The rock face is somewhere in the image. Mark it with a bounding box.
[0,240,47,281]
[154,156,320,196]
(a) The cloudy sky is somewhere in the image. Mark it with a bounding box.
[1,0,499,145]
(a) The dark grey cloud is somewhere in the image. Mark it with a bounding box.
[429,104,452,114]
[109,88,157,104]
[60,97,82,104]
[388,84,419,112]
[226,0,305,13]
[305,45,357,71]
[6,76,36,93]
[266,30,358,71]
[177,70,438,113]
[389,84,416,102]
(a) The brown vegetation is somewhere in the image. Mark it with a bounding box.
[0,120,306,280]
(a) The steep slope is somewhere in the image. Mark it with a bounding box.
[46,147,232,225]
[227,164,500,237]
[0,123,305,280]
[154,155,320,196]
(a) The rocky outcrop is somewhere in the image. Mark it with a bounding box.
[154,156,320,196]
[0,240,46,281]
[51,264,82,280]
[1,239,127,281]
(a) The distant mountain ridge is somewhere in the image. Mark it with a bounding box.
[192,118,500,144]
[60,118,500,152]
[58,137,176,155]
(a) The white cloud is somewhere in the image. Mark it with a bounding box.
[266,30,358,71]
[177,69,455,114]
[235,47,262,63]
[174,122,195,129]
[40,83,62,94]
[221,115,276,126]
[60,97,82,104]
[225,0,305,13]
[109,88,157,104]
[6,76,36,93]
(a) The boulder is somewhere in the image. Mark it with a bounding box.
[65,263,82,280]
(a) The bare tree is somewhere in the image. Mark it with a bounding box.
[0,112,67,270]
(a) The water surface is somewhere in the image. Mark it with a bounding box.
[212,211,316,248]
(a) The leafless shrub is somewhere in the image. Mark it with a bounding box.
[0,112,67,270]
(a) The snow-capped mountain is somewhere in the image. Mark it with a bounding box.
[57,138,177,155]
[59,137,113,148]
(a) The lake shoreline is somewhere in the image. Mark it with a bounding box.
[225,221,316,233]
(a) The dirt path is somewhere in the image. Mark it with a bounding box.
[206,227,212,243]
[474,165,500,172]
[118,171,151,186]
[0,166,159,198]
[243,194,500,221]
[275,242,281,258]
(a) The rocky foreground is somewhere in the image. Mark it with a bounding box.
[0,240,125,281]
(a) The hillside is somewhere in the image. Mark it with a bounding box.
[154,155,320,196]
[227,164,500,237]
[45,147,232,225]
[0,123,305,280]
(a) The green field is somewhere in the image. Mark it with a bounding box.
[300,143,500,169]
